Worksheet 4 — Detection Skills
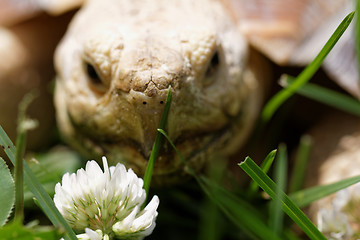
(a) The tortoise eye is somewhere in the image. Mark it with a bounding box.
[205,51,220,77]
[85,62,101,84]
[84,62,108,93]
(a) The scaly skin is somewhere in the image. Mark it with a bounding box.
[54,0,265,184]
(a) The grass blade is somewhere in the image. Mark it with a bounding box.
[269,144,287,235]
[289,135,312,193]
[249,150,277,194]
[261,11,355,123]
[143,87,172,196]
[289,175,360,208]
[158,129,281,240]
[281,76,360,116]
[198,159,226,240]
[239,157,327,240]
[198,197,222,240]
[198,177,282,240]
[0,126,78,240]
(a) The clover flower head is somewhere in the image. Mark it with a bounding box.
[317,207,353,240]
[54,156,159,240]
[316,183,360,240]
[76,229,106,240]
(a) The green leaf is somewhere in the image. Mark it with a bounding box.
[281,76,360,117]
[143,87,172,196]
[0,157,15,227]
[261,11,355,123]
[289,135,312,193]
[0,125,78,240]
[289,175,360,208]
[269,144,287,235]
[239,157,327,240]
[0,219,60,240]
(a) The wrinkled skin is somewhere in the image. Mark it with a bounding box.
[55,0,266,184]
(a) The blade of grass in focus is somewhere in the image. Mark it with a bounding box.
[198,176,282,240]
[143,87,172,197]
[239,157,327,240]
[249,150,277,195]
[260,11,355,124]
[158,129,281,240]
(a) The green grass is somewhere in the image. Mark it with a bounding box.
[260,11,355,124]
[269,144,287,235]
[239,157,327,240]
[143,87,172,198]
[248,149,277,195]
[281,76,360,116]
[289,135,312,193]
[289,175,360,208]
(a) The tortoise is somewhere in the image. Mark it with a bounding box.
[0,0,357,185]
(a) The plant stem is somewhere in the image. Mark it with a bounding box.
[14,130,25,221]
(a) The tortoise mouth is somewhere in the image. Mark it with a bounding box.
[70,121,234,184]
[65,97,247,185]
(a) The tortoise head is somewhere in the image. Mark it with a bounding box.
[54,0,264,184]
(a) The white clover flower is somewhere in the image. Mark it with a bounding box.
[54,156,159,240]
[317,207,353,240]
[332,188,351,211]
[77,229,106,240]
[316,184,360,239]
